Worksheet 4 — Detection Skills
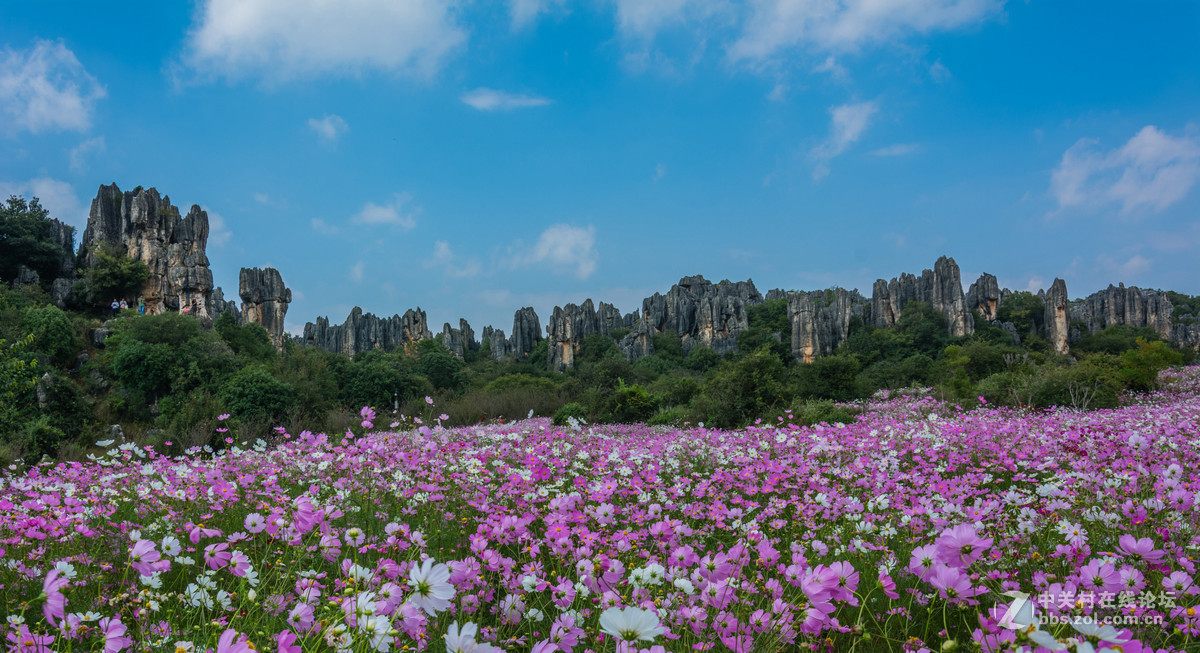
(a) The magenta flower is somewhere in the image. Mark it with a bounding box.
[215,629,251,653]
[929,564,984,603]
[42,569,69,625]
[275,630,301,653]
[99,617,131,653]
[1117,535,1166,563]
[129,539,163,576]
[204,542,232,570]
[934,524,992,568]
[6,625,55,653]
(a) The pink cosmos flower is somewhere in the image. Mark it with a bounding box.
[7,625,54,653]
[934,524,992,568]
[99,617,131,653]
[42,569,69,625]
[929,564,984,603]
[204,542,232,570]
[1117,535,1166,563]
[130,539,163,576]
[244,513,267,533]
[275,630,301,653]
[215,629,251,653]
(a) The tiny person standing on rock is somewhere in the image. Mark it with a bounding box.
[137,296,145,315]
[110,298,119,317]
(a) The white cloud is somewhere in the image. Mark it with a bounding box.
[308,114,348,142]
[524,224,598,279]
[1096,254,1152,278]
[69,136,106,171]
[0,177,86,229]
[311,218,338,235]
[182,0,466,82]
[1051,125,1200,216]
[460,88,552,111]
[929,59,952,82]
[510,0,567,28]
[202,206,233,248]
[0,40,106,136]
[253,192,270,203]
[729,0,1003,63]
[813,55,848,80]
[654,163,667,181]
[424,240,481,278]
[766,82,788,102]
[811,100,878,179]
[614,0,698,38]
[870,143,919,157]
[352,193,417,229]
[349,261,365,283]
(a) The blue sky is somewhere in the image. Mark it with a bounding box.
[2,1,1198,336]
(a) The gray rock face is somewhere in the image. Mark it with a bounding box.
[47,218,75,277]
[14,265,39,286]
[92,321,114,348]
[82,184,219,320]
[239,267,292,350]
[869,256,974,337]
[210,286,241,323]
[482,326,509,360]
[1041,278,1071,355]
[50,278,73,308]
[1172,323,1200,351]
[438,319,477,359]
[546,299,628,370]
[787,288,868,363]
[509,307,542,358]
[303,307,432,356]
[965,273,1003,322]
[1070,284,1173,340]
[619,275,763,362]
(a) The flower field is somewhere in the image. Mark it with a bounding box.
[3,370,1200,653]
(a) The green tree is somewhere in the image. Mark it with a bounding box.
[22,304,78,366]
[692,349,787,428]
[0,196,70,283]
[85,245,150,302]
[0,336,38,434]
[215,311,276,362]
[997,292,1044,335]
[220,365,294,423]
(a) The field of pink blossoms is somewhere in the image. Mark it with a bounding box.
[3,369,1200,653]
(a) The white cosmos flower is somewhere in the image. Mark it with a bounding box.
[407,558,455,616]
[598,606,665,642]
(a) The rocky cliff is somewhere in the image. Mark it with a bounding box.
[438,319,478,359]
[509,307,542,358]
[616,275,763,363]
[82,184,219,320]
[965,273,1003,322]
[546,300,628,370]
[787,288,868,363]
[869,256,974,337]
[1070,284,1173,340]
[239,267,292,350]
[1041,278,1071,355]
[302,307,432,356]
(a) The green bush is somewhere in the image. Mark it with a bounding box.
[647,406,689,426]
[603,381,658,423]
[219,365,294,423]
[85,245,151,302]
[552,402,587,426]
[484,373,558,393]
[22,304,78,366]
[790,399,862,426]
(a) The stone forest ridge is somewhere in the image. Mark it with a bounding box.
[17,183,1200,367]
